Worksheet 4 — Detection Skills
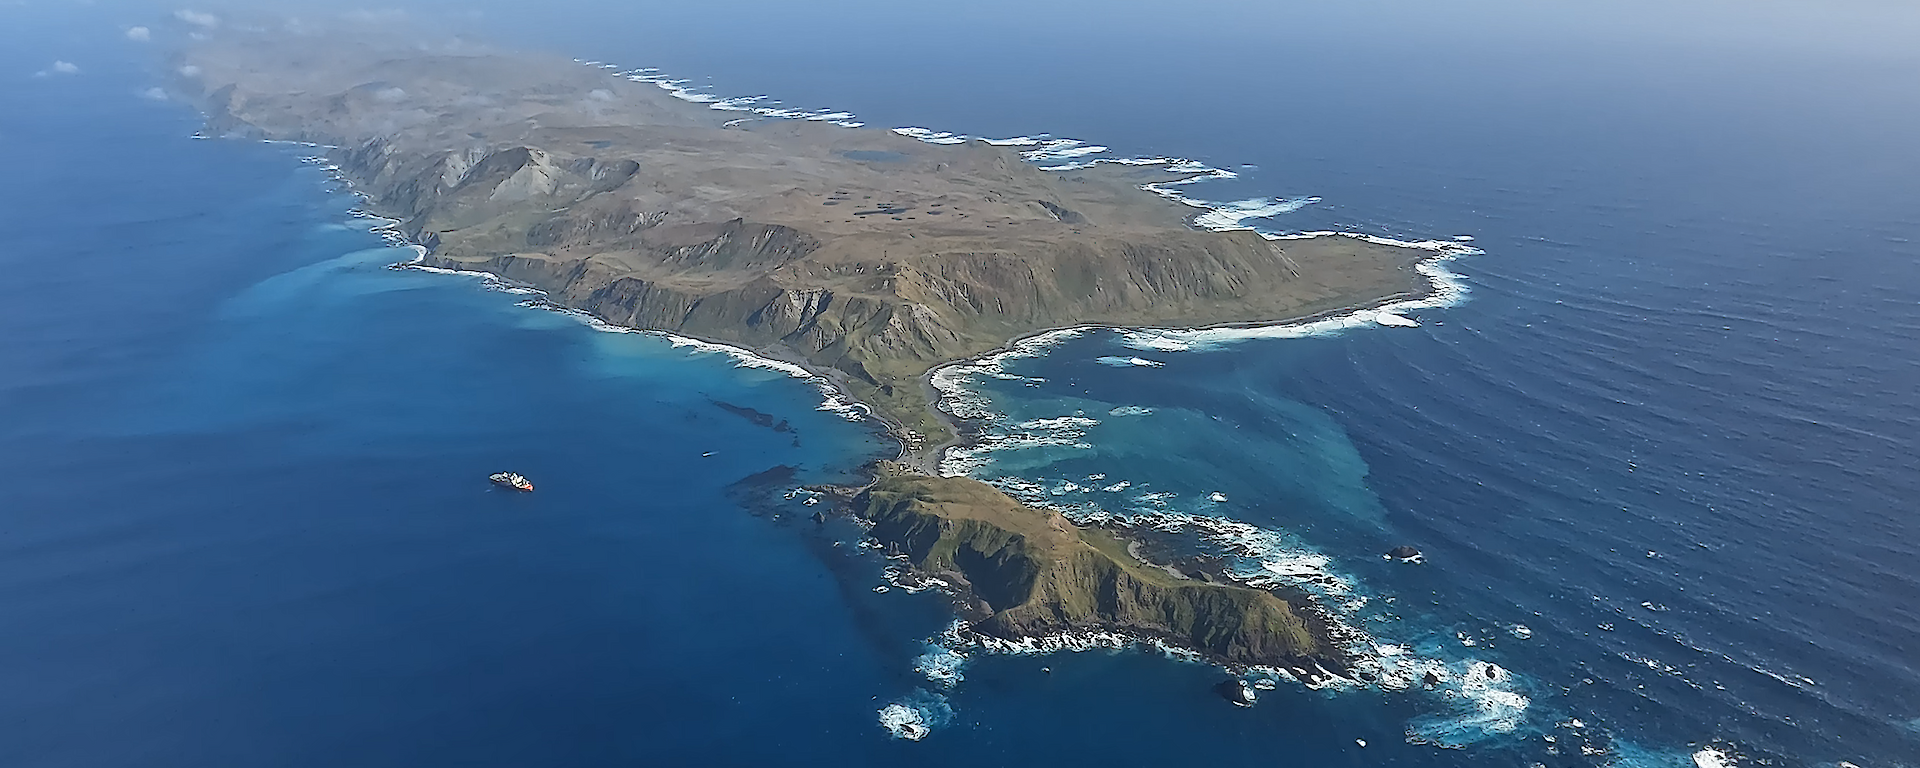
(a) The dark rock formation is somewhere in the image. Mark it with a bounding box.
[1214,678,1257,707]
[856,475,1327,667]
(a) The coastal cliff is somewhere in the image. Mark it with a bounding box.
[176,24,1432,443]
[858,476,1325,666]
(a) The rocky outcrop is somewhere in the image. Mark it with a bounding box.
[858,476,1325,667]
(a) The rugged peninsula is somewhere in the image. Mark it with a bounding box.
[172,19,1419,669]
[173,20,1431,447]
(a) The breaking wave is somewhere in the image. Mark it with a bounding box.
[938,409,1099,477]
[1403,659,1531,748]
[877,689,953,741]
[914,643,968,689]
[1190,196,1322,230]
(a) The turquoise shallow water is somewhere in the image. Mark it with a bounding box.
[5,3,1920,767]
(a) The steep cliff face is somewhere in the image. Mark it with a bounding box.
[859,476,1323,666]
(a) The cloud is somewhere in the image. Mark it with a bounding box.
[345,8,407,24]
[177,64,201,77]
[140,87,168,101]
[372,86,407,102]
[587,88,615,102]
[32,61,79,78]
[126,26,151,41]
[173,9,218,28]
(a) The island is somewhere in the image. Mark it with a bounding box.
[170,17,1431,672]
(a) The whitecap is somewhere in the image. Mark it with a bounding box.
[1048,479,1088,495]
[1021,141,1109,161]
[1094,355,1166,368]
[1013,415,1100,431]
[876,704,928,740]
[1692,748,1735,768]
[1375,311,1420,328]
[1189,196,1320,231]
[891,126,968,144]
[913,644,969,689]
[1405,659,1532,748]
[1117,331,1194,352]
[877,689,953,741]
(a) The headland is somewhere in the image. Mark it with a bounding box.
[845,475,1337,670]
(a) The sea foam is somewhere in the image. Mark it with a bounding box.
[876,689,952,741]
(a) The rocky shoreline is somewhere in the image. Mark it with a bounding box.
[790,475,1358,675]
[173,15,1456,691]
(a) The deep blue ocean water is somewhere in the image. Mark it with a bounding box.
[4,2,1918,767]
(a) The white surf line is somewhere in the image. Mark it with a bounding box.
[927,242,1469,474]
[1113,243,1473,352]
[398,256,874,422]
[570,58,1277,228]
[575,57,1481,350]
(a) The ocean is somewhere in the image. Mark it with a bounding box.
[4,2,1917,767]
